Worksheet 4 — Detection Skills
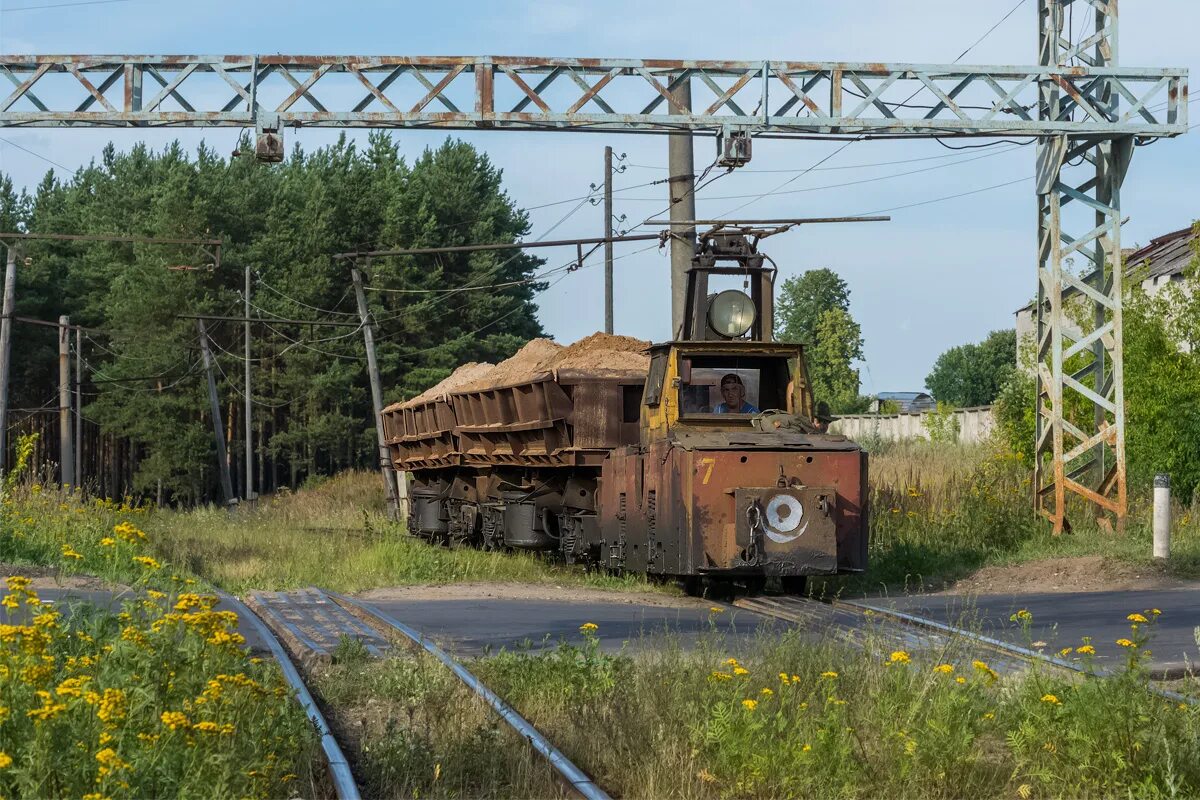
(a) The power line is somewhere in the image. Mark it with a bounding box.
[714,0,1031,217]
[2,0,130,10]
[255,278,358,317]
[624,145,1024,203]
[0,136,74,171]
[853,175,1031,216]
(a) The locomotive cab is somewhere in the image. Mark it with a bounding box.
[596,223,870,593]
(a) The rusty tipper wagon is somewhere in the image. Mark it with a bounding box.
[383,222,869,594]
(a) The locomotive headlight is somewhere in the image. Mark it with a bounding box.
[708,290,756,338]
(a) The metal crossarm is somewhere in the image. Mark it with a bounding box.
[0,55,1187,137]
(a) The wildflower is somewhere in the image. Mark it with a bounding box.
[890,508,900,514]
[1150,608,1161,616]
[1127,613,1148,623]
[161,710,190,730]
[579,622,598,633]
[61,544,84,560]
[147,590,165,600]
[1058,647,1073,658]
[99,537,116,547]
[97,689,127,724]
[888,650,911,664]
[1011,609,1033,622]
[5,576,31,592]
[55,676,89,699]
[1077,644,1096,655]
[0,752,11,769]
[801,744,812,752]
[1,593,18,611]
[193,721,220,733]
[723,657,739,667]
[1116,638,1136,648]
[791,674,801,683]
[741,699,758,711]
[709,671,732,682]
[1041,694,1061,705]
[760,687,774,697]
[708,606,724,614]
[955,677,967,684]
[132,556,161,570]
[933,664,954,674]
[733,666,750,676]
[82,794,109,800]
[95,747,130,777]
[982,711,995,720]
[820,671,838,679]
[779,672,790,685]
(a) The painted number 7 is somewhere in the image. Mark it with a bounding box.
[699,457,716,485]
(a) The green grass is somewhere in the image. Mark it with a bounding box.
[465,620,1200,800]
[310,647,565,799]
[0,471,660,596]
[321,618,1200,799]
[144,472,657,594]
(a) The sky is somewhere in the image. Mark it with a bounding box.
[0,0,1196,393]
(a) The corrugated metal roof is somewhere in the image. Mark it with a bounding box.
[1125,226,1197,280]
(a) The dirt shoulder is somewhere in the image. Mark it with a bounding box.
[356,580,702,609]
[0,562,133,594]
[935,555,1200,596]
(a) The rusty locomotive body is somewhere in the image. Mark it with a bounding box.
[382,226,868,592]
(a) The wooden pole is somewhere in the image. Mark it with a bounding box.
[351,261,400,519]
[0,247,16,473]
[196,319,235,507]
[74,327,82,491]
[59,315,74,487]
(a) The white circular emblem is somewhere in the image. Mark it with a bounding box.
[764,495,807,543]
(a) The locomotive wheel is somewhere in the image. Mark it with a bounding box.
[741,576,767,596]
[780,576,808,596]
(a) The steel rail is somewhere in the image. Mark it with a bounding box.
[329,591,611,800]
[220,594,362,800]
[832,597,1196,707]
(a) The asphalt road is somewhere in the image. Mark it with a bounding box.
[362,597,780,657]
[857,588,1200,673]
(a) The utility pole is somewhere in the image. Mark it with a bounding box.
[667,77,696,339]
[351,262,400,519]
[196,319,235,508]
[74,327,82,490]
[604,145,614,335]
[0,247,16,473]
[58,315,74,488]
[243,264,253,503]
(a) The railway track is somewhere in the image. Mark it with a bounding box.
[733,594,1196,706]
[221,593,361,800]
[329,591,612,800]
[240,586,611,800]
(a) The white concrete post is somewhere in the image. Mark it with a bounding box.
[1153,474,1170,560]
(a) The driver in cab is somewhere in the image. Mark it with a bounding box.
[715,373,760,414]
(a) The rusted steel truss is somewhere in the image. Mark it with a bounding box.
[0,54,1186,137]
[1034,0,1131,533]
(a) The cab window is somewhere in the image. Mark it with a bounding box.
[679,355,791,416]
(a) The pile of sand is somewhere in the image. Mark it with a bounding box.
[463,338,565,390]
[399,333,651,406]
[555,332,650,374]
[393,361,496,410]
